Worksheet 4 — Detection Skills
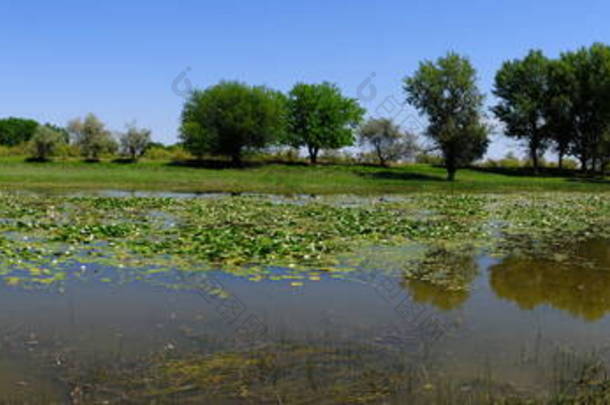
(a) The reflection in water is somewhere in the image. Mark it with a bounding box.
[401,247,478,311]
[403,279,469,311]
[1,240,610,401]
[574,239,610,270]
[490,255,610,321]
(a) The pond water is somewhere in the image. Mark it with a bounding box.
[1,240,609,403]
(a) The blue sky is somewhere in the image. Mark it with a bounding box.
[2,0,609,158]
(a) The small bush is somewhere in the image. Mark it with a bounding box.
[0,144,28,157]
[415,152,443,165]
[319,149,356,165]
[119,124,151,161]
[28,126,66,161]
[144,146,173,160]
[170,147,192,162]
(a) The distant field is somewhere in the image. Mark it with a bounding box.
[0,156,607,194]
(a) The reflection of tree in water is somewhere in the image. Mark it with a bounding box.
[403,279,469,311]
[490,257,610,322]
[573,239,610,270]
[401,247,478,311]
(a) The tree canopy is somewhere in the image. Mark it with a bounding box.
[492,50,550,174]
[0,117,39,146]
[404,52,489,180]
[120,123,152,161]
[358,118,418,166]
[180,81,287,165]
[28,125,65,161]
[286,82,365,164]
[68,114,117,161]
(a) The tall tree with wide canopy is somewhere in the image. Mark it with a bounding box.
[557,44,610,173]
[404,52,489,181]
[543,58,576,169]
[180,81,287,165]
[286,82,365,164]
[492,50,550,174]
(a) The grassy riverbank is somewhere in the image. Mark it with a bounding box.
[0,157,607,194]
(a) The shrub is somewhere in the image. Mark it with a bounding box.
[68,114,118,161]
[120,124,151,161]
[358,118,419,166]
[415,152,444,165]
[28,126,65,161]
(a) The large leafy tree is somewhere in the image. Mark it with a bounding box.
[180,81,287,165]
[557,44,610,173]
[286,82,365,164]
[68,113,118,161]
[543,58,576,169]
[492,50,550,174]
[358,118,418,166]
[0,117,39,146]
[404,52,489,181]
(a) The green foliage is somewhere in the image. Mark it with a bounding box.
[492,50,551,173]
[482,151,523,169]
[286,82,365,164]
[0,192,607,292]
[28,125,66,161]
[180,81,287,164]
[555,43,610,173]
[120,123,151,161]
[143,145,191,161]
[68,113,118,161]
[494,44,610,174]
[358,118,418,166]
[0,117,39,146]
[415,152,444,165]
[404,52,489,180]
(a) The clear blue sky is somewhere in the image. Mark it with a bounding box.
[2,0,609,158]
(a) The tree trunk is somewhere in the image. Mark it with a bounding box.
[447,167,456,181]
[530,143,539,175]
[232,152,242,167]
[446,157,457,181]
[580,153,589,174]
[308,146,319,165]
[558,152,564,170]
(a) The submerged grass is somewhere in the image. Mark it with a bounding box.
[59,340,610,404]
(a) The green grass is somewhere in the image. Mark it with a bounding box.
[0,156,607,194]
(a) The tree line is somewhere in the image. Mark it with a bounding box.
[1,43,610,180]
[0,115,152,162]
[493,44,610,175]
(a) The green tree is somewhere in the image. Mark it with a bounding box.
[404,52,489,181]
[28,125,65,161]
[599,129,610,175]
[543,58,575,170]
[120,123,151,161]
[43,123,70,143]
[68,114,117,161]
[180,81,287,165]
[358,118,418,166]
[492,50,550,174]
[286,82,365,164]
[557,44,610,174]
[0,117,39,146]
